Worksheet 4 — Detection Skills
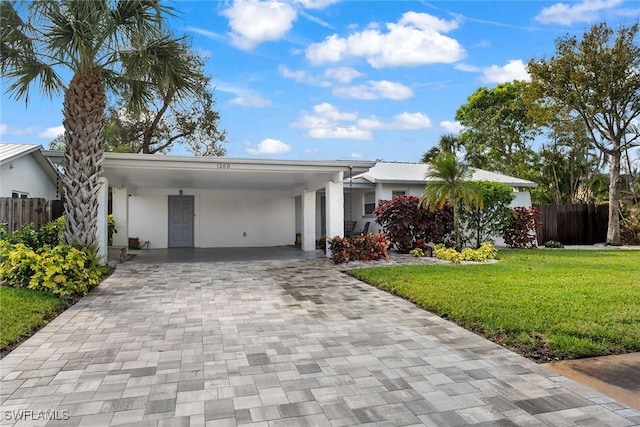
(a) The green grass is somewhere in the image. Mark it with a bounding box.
[350,250,640,361]
[0,287,67,354]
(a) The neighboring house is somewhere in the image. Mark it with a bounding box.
[340,161,537,238]
[0,143,59,199]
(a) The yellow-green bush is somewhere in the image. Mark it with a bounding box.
[0,242,106,297]
[434,242,498,263]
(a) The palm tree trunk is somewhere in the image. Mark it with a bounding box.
[62,65,106,247]
[454,204,461,251]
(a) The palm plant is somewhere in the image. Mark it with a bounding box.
[1,0,199,247]
[421,152,483,250]
[420,133,459,164]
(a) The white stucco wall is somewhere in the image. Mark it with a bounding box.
[128,188,295,248]
[0,154,58,199]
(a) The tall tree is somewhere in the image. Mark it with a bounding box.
[455,80,542,179]
[420,134,459,164]
[538,113,600,204]
[420,152,483,250]
[1,1,200,247]
[528,22,640,245]
[107,48,226,155]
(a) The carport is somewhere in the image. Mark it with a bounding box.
[44,151,374,258]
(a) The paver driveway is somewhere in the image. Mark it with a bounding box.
[1,257,639,426]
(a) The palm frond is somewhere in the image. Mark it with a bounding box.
[118,36,200,112]
[4,57,63,102]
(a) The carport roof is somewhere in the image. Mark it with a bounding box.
[43,150,375,191]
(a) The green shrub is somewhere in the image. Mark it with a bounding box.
[0,242,39,285]
[37,216,65,247]
[0,242,107,297]
[544,240,564,248]
[434,242,498,263]
[409,248,425,257]
[329,233,389,264]
[1,216,64,249]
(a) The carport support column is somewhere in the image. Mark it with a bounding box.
[325,172,344,257]
[112,187,129,247]
[301,189,316,252]
[96,177,108,261]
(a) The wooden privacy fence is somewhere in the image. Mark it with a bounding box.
[0,198,64,233]
[534,203,609,245]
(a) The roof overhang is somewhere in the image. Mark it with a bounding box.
[43,151,375,193]
[2,145,60,185]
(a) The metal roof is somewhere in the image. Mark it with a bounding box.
[0,143,42,165]
[355,161,537,188]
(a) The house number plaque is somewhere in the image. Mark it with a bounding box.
[217,163,231,169]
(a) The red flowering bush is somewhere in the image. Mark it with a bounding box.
[502,206,542,249]
[374,195,453,253]
[328,233,389,264]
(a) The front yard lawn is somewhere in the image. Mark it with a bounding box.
[350,250,640,361]
[0,287,67,356]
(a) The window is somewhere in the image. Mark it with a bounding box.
[11,191,28,199]
[392,190,406,199]
[364,192,376,215]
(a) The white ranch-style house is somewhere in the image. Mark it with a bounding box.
[343,161,536,236]
[39,150,536,258]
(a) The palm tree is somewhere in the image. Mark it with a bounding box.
[420,152,483,250]
[420,133,459,164]
[1,1,199,247]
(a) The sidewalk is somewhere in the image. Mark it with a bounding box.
[546,352,640,411]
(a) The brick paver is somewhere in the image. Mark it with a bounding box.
[1,257,639,426]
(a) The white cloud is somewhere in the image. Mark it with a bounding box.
[481,59,530,83]
[38,125,65,139]
[299,10,333,28]
[214,80,271,107]
[454,63,481,73]
[305,147,319,155]
[333,80,413,100]
[324,66,364,83]
[0,124,7,135]
[309,126,372,140]
[393,112,432,129]
[292,102,430,140]
[535,0,622,25]
[294,0,339,10]
[350,152,363,159]
[278,65,331,87]
[186,26,226,42]
[292,103,370,140]
[246,138,292,155]
[358,112,431,130]
[229,95,271,108]
[440,120,463,134]
[222,0,297,50]
[305,11,464,68]
[313,102,358,121]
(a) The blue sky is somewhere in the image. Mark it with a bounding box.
[1,0,638,162]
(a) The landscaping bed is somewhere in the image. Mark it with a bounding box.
[350,249,640,362]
